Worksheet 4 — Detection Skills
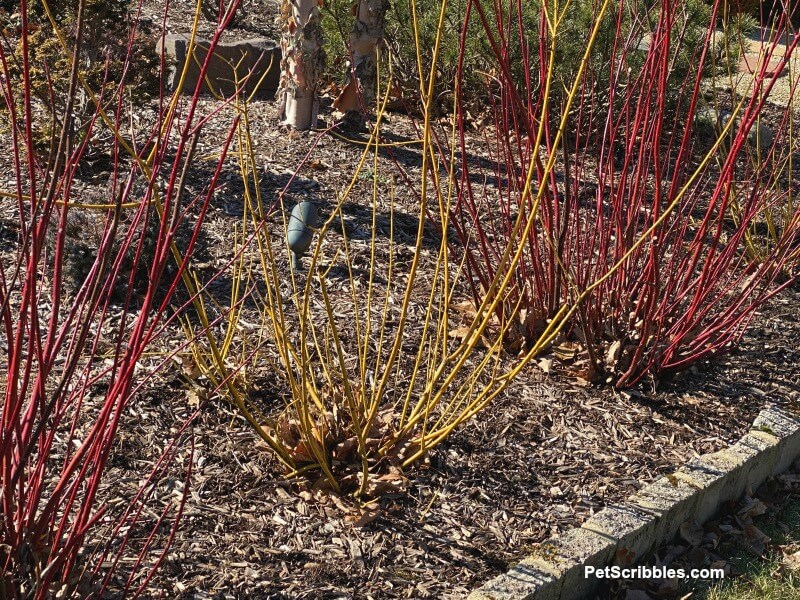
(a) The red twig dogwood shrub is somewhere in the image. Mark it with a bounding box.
[447,0,799,388]
[0,0,242,596]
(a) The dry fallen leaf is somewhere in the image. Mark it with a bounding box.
[345,502,381,528]
[710,559,731,577]
[605,340,622,367]
[778,473,800,485]
[744,523,770,545]
[552,342,578,361]
[680,520,704,547]
[449,299,477,316]
[741,523,770,555]
[738,497,768,519]
[186,388,202,408]
[367,472,409,496]
[448,325,471,340]
[448,325,487,348]
[784,549,800,572]
[571,376,593,387]
[309,159,330,171]
[175,354,202,380]
[657,578,679,595]
[616,546,636,566]
[537,357,553,374]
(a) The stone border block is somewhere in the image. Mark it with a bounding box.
[629,475,701,546]
[673,462,727,525]
[469,406,800,600]
[467,528,617,600]
[536,529,615,600]
[468,557,561,600]
[737,431,780,489]
[688,445,753,507]
[752,406,800,474]
[580,503,655,566]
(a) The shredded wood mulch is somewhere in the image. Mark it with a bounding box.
[1,3,800,599]
[87,280,800,600]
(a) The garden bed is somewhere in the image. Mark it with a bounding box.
[3,93,797,597]
[2,1,799,597]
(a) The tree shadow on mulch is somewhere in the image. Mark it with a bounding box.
[332,122,515,193]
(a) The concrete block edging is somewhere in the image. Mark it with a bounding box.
[468,405,800,600]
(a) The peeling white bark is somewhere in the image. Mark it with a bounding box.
[278,0,324,129]
[333,0,389,114]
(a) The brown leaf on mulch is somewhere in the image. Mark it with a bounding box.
[344,502,382,528]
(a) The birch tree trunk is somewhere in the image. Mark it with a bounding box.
[278,0,325,130]
[333,0,389,114]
